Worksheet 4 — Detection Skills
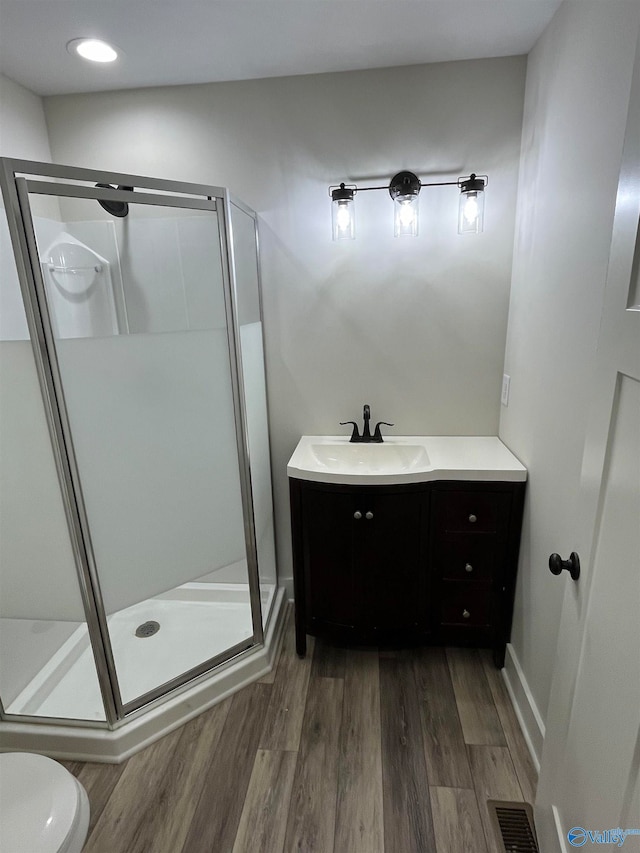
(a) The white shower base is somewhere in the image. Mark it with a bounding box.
[6,582,275,720]
[0,586,286,763]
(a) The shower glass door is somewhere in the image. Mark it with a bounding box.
[17,180,259,714]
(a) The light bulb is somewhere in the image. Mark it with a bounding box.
[331,193,355,241]
[399,201,416,228]
[458,185,485,234]
[394,195,419,237]
[67,38,118,63]
[463,194,479,224]
[336,203,352,232]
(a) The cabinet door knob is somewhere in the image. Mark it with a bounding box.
[465,563,474,573]
[365,511,374,520]
[468,514,477,523]
[353,511,362,520]
[462,609,471,619]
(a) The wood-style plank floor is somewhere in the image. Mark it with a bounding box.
[63,607,537,853]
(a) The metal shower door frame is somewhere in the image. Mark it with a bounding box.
[223,189,278,629]
[0,158,265,725]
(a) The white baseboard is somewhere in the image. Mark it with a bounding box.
[502,642,545,772]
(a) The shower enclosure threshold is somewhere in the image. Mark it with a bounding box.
[7,583,275,719]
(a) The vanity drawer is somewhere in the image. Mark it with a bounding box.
[439,581,492,627]
[434,533,501,581]
[433,490,511,533]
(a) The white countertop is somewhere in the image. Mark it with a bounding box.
[287,435,527,485]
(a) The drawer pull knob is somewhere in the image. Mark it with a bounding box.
[465,563,474,573]
[468,514,477,523]
[462,609,471,619]
[353,511,362,520]
[365,511,374,520]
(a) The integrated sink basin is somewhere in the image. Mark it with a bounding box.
[287,435,528,485]
[308,442,430,473]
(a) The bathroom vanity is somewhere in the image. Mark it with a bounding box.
[288,436,526,667]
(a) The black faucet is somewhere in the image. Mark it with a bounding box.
[341,404,394,443]
[362,404,371,440]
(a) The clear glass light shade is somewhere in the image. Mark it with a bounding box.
[394,196,419,237]
[332,198,355,241]
[458,189,485,234]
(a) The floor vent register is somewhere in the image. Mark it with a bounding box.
[487,800,539,853]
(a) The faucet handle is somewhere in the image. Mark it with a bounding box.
[372,421,394,442]
[340,421,361,443]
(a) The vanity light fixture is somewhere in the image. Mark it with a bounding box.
[329,171,487,241]
[66,38,119,63]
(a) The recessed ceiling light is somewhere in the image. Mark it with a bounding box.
[67,38,119,63]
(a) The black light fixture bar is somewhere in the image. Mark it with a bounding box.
[329,171,488,240]
[346,179,456,192]
[329,173,488,194]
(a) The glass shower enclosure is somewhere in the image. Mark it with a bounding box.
[0,159,277,727]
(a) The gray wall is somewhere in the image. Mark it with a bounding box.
[43,57,527,591]
[0,74,52,161]
[500,1,640,732]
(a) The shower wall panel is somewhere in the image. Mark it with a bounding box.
[64,220,128,333]
[110,215,226,334]
[1,215,61,340]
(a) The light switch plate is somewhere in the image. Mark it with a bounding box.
[501,374,511,406]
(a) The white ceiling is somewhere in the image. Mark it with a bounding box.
[0,1,562,97]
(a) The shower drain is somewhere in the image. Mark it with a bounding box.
[135,620,160,638]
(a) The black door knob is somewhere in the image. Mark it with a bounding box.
[549,552,580,581]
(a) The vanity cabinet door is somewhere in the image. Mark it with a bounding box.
[359,491,427,634]
[301,487,359,629]
[295,483,428,642]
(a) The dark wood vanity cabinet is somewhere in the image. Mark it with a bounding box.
[294,483,429,643]
[290,478,525,667]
